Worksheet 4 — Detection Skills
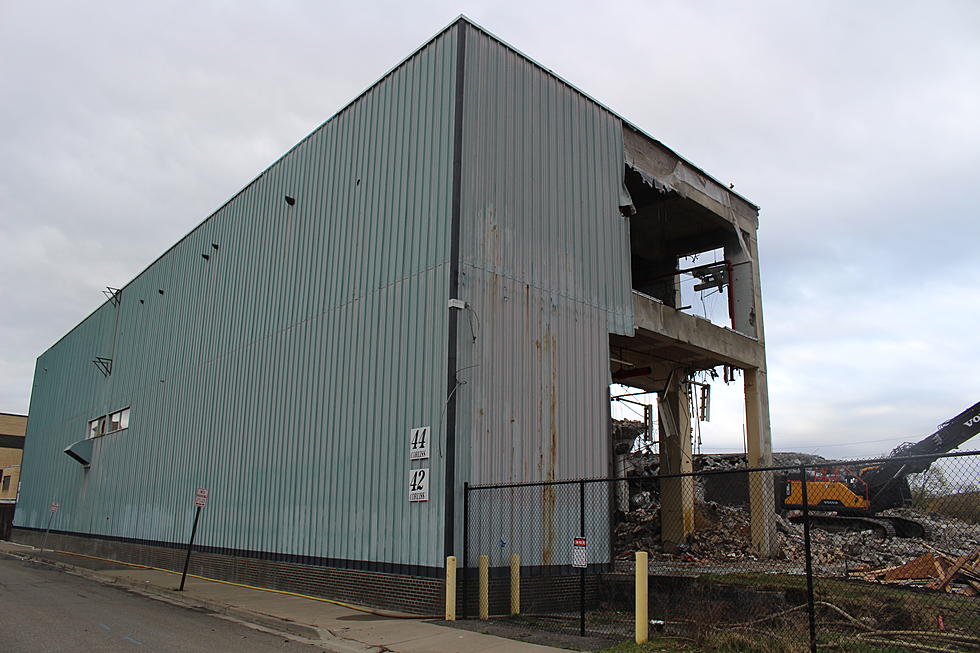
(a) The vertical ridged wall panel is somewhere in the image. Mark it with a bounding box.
[456,27,633,487]
[454,28,633,561]
[16,27,458,571]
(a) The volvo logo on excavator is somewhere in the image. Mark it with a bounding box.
[965,413,980,428]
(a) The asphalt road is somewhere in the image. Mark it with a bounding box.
[0,555,322,652]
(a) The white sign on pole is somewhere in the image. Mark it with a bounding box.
[408,468,429,502]
[50,502,60,513]
[572,537,587,568]
[409,426,430,460]
[194,488,209,508]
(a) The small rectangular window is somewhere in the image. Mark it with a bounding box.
[88,416,105,439]
[106,407,131,433]
[1,476,10,491]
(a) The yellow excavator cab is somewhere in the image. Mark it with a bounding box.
[784,478,870,510]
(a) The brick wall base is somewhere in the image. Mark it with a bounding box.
[11,528,443,614]
[11,528,605,617]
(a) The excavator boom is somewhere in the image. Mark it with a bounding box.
[781,400,980,532]
[864,400,980,511]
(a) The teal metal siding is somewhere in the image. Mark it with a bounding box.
[16,27,458,570]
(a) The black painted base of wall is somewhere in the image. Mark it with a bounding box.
[459,569,601,617]
[11,527,444,614]
[10,528,608,617]
[0,504,14,540]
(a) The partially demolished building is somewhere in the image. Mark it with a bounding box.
[14,17,774,611]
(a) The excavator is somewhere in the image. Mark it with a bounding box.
[780,400,980,538]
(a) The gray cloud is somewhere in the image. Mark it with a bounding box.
[2,1,978,459]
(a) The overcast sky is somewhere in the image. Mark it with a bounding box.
[2,1,978,459]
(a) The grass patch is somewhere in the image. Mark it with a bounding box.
[929,491,980,523]
[597,631,806,652]
[597,636,695,652]
[699,572,976,632]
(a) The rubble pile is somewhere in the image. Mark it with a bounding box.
[622,450,830,478]
[780,512,980,568]
[614,500,980,574]
[849,548,980,596]
[612,419,647,453]
[614,502,764,561]
[609,421,980,583]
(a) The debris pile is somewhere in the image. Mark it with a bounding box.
[622,450,830,479]
[614,500,980,575]
[850,549,980,596]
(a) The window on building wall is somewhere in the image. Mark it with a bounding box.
[107,407,130,433]
[88,416,105,439]
[87,408,129,438]
[1,475,10,491]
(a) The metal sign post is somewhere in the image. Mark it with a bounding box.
[40,502,59,552]
[576,480,587,636]
[178,489,207,591]
[799,469,817,653]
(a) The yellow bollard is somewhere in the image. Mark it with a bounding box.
[479,554,489,619]
[510,553,520,615]
[635,550,648,643]
[445,556,457,621]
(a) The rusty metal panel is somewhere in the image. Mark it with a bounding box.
[455,27,633,489]
[451,26,632,562]
[15,26,459,572]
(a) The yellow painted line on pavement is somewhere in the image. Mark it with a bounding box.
[38,548,438,619]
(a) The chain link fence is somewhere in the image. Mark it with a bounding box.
[463,450,980,652]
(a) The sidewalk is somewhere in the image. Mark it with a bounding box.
[0,541,563,653]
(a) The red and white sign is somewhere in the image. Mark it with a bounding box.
[194,488,209,507]
[50,502,60,513]
[572,536,587,568]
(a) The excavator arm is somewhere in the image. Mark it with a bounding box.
[865,400,980,512]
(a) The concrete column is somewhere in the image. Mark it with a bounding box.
[658,373,693,551]
[745,367,777,557]
[728,228,778,557]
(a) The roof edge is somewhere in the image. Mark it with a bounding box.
[456,15,759,212]
[37,17,468,360]
[37,15,759,360]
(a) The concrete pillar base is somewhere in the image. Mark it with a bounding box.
[658,373,694,551]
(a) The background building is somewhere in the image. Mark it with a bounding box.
[1,412,27,540]
[13,18,772,612]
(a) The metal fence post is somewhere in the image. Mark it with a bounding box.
[579,479,586,637]
[799,465,817,653]
[40,514,53,552]
[178,505,202,591]
[462,482,469,619]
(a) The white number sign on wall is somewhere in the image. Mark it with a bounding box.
[409,426,430,460]
[408,468,429,502]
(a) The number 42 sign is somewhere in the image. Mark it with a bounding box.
[408,468,429,502]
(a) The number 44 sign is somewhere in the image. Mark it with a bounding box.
[408,468,429,502]
[409,426,430,460]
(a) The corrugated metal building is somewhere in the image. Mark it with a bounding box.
[13,18,773,611]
